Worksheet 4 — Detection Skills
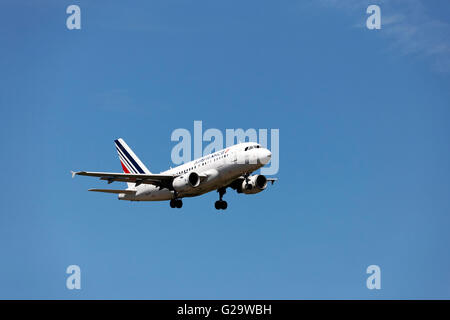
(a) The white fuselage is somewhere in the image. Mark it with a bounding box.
[119,142,271,201]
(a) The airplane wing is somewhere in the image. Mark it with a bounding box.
[72,171,176,188]
[232,176,278,184]
[88,189,137,194]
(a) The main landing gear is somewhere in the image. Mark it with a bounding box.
[170,199,183,208]
[215,188,227,210]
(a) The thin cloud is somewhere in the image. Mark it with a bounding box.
[319,0,450,73]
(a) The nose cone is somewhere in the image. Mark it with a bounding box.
[258,148,272,164]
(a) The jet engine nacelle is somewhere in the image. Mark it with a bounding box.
[240,174,268,194]
[172,172,200,192]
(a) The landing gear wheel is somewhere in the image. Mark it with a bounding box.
[170,199,183,208]
[215,200,227,210]
[215,188,228,210]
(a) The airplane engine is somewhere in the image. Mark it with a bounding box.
[239,174,268,194]
[172,172,200,192]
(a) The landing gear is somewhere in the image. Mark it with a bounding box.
[243,173,251,190]
[215,200,227,210]
[170,199,183,208]
[215,187,228,210]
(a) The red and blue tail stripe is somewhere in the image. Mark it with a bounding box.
[114,139,149,174]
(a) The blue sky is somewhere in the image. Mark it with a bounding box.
[1,0,450,299]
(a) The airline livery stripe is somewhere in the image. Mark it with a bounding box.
[118,153,135,174]
[116,146,134,172]
[120,161,130,173]
[116,147,137,174]
[114,140,145,174]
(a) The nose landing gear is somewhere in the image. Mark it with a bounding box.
[215,188,227,210]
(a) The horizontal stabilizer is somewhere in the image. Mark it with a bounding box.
[88,189,136,195]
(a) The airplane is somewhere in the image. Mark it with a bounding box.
[72,138,277,210]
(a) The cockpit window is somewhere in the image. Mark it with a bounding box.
[245,144,261,151]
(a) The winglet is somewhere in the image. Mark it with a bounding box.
[71,171,77,178]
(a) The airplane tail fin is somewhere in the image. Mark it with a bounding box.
[114,138,151,188]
